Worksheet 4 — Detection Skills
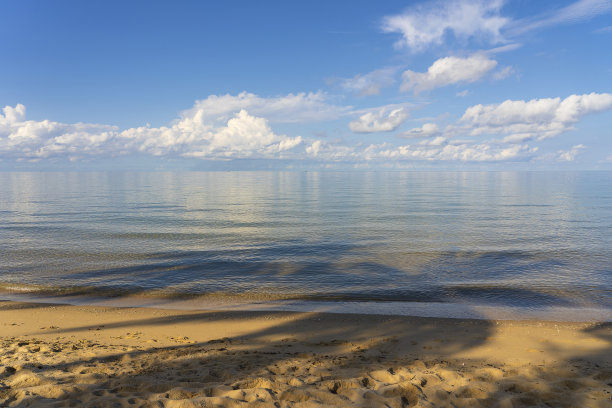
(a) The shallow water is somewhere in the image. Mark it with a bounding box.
[1,171,611,316]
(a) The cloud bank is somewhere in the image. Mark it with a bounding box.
[0,99,304,160]
[2,92,611,165]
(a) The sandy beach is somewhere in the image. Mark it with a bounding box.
[0,301,610,407]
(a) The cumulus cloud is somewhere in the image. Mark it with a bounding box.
[0,100,303,160]
[399,123,440,138]
[349,106,410,133]
[2,92,611,166]
[1,104,26,124]
[381,0,507,52]
[0,105,118,159]
[401,54,498,93]
[182,91,350,124]
[460,92,612,142]
[339,67,398,96]
[121,109,302,159]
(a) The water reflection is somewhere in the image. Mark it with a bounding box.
[1,171,611,309]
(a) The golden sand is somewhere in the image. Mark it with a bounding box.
[0,301,610,407]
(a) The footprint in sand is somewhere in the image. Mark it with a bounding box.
[123,332,143,339]
[169,336,195,344]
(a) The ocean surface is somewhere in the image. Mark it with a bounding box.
[1,171,612,320]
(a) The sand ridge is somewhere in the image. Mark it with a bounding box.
[0,301,611,407]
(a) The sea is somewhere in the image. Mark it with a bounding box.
[1,171,611,321]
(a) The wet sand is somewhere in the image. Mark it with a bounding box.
[0,301,611,407]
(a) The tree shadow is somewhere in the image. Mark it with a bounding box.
[1,296,611,407]
[1,239,611,406]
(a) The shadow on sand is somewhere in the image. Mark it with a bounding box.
[0,296,610,407]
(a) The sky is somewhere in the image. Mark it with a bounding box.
[1,0,612,171]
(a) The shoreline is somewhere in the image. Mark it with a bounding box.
[1,290,611,323]
[1,300,611,407]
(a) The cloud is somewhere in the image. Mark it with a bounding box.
[486,43,523,53]
[349,106,410,133]
[492,66,514,80]
[339,67,398,96]
[399,123,440,138]
[0,105,118,159]
[305,139,357,160]
[401,54,498,93]
[508,0,612,36]
[460,92,612,143]
[418,136,448,146]
[123,109,303,159]
[382,0,612,52]
[594,25,612,33]
[372,140,536,162]
[0,101,303,160]
[536,144,588,162]
[2,92,610,166]
[182,91,350,124]
[381,0,507,52]
[557,144,586,161]
[1,104,26,124]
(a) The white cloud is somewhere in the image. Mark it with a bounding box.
[126,109,303,159]
[381,0,507,52]
[301,136,537,163]
[2,91,610,166]
[456,90,470,97]
[305,140,322,156]
[401,54,498,94]
[509,0,612,36]
[305,140,356,160]
[399,123,440,138]
[0,105,118,159]
[373,141,536,162]
[339,67,398,96]
[182,91,350,124]
[0,101,303,160]
[1,104,26,124]
[419,136,448,146]
[382,0,612,52]
[349,106,410,133]
[486,43,523,53]
[557,144,586,161]
[492,66,514,80]
[595,25,612,33]
[460,93,612,143]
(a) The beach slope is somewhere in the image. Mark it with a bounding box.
[1,301,610,407]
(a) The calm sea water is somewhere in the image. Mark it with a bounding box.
[1,171,612,315]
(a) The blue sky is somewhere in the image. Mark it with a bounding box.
[1,0,612,170]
